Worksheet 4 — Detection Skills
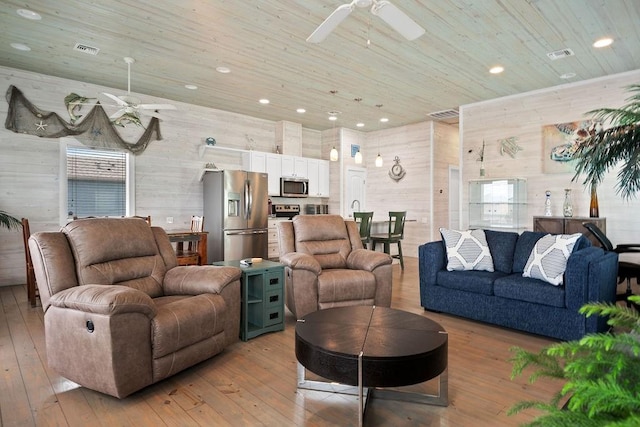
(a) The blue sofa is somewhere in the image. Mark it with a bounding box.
[419,230,619,341]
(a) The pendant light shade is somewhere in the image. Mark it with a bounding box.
[354,150,363,164]
[330,146,339,161]
[375,153,383,167]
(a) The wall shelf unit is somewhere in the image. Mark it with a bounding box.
[469,178,527,231]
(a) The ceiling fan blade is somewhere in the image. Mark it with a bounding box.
[138,103,177,110]
[109,108,127,119]
[306,3,354,43]
[371,1,425,41]
[102,92,128,107]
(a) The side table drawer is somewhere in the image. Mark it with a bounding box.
[264,306,283,327]
[266,289,282,308]
[265,270,283,290]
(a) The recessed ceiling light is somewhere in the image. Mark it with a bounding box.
[356,122,365,128]
[593,37,613,48]
[296,108,306,113]
[560,72,576,79]
[379,117,389,123]
[328,115,338,121]
[10,43,31,51]
[17,9,41,20]
[216,66,231,73]
[184,84,198,90]
[259,99,270,104]
[489,65,504,74]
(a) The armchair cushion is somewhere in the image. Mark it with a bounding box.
[48,285,156,318]
[163,265,242,295]
[317,269,377,306]
[292,215,353,269]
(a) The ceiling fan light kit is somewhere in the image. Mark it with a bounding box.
[307,0,425,43]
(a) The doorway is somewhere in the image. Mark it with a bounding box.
[345,167,367,218]
[448,166,460,229]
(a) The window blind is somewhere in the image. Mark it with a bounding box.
[67,147,126,218]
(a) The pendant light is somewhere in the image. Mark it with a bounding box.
[375,107,386,167]
[354,97,363,164]
[328,111,339,161]
[354,150,363,164]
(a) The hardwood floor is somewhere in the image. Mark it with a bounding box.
[0,258,561,426]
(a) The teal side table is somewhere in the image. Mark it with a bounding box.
[212,260,285,341]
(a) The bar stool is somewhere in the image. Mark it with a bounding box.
[353,212,374,249]
[371,211,406,270]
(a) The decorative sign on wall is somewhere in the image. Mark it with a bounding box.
[542,120,595,174]
[4,85,161,155]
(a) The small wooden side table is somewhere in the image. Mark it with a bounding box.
[212,260,285,341]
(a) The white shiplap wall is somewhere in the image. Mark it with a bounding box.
[460,69,640,245]
[0,66,323,286]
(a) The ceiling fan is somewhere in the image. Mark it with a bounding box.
[101,57,176,123]
[307,0,425,43]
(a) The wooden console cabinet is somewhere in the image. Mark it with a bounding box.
[533,216,606,248]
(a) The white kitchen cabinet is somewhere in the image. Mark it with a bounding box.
[281,155,307,178]
[242,151,267,173]
[307,158,330,197]
[265,154,282,196]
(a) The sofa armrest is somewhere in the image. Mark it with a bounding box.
[48,285,157,318]
[279,252,322,275]
[347,249,392,271]
[419,241,447,286]
[163,265,242,295]
[564,247,618,310]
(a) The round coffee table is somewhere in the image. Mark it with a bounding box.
[295,306,448,425]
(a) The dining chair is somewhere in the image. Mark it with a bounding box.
[21,218,38,307]
[371,211,406,270]
[176,216,205,266]
[353,211,374,249]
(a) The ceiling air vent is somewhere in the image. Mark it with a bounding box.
[546,48,574,60]
[73,43,100,56]
[428,109,459,121]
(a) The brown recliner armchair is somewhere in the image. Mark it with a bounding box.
[277,215,393,319]
[28,217,242,398]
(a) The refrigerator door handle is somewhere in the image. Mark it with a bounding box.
[246,179,253,220]
[226,229,268,236]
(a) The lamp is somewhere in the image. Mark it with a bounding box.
[375,152,383,167]
[330,146,339,161]
[354,150,363,164]
[375,111,386,167]
[328,111,339,161]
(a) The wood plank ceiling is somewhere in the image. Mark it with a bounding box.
[1,0,639,130]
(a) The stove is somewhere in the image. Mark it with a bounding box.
[272,204,300,219]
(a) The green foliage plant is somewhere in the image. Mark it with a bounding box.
[0,210,21,230]
[509,296,640,426]
[572,83,640,200]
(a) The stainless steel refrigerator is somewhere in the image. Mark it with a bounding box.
[203,170,269,263]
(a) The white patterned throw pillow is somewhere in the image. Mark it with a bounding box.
[440,228,494,272]
[522,233,582,286]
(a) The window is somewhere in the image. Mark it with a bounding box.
[62,142,134,221]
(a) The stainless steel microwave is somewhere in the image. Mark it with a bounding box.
[280,177,309,197]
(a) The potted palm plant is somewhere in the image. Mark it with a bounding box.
[509,83,640,424]
[509,298,640,425]
[572,83,640,199]
[0,210,21,230]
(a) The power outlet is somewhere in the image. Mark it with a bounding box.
[166,217,173,224]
